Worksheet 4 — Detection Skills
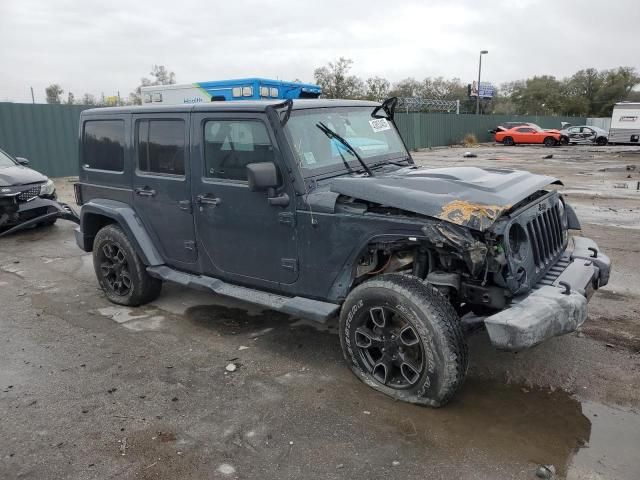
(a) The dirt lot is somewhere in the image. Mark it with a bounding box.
[1,144,639,480]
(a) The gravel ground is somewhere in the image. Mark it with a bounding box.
[1,144,639,479]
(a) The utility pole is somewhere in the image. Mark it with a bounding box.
[476,50,488,115]
[30,87,35,104]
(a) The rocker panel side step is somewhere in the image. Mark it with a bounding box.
[147,265,339,323]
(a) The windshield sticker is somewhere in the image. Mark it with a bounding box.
[369,118,391,133]
[303,152,317,165]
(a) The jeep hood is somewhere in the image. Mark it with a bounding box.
[0,164,47,187]
[329,166,561,231]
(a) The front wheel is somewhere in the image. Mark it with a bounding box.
[339,274,468,407]
[596,137,608,146]
[503,136,515,146]
[544,136,557,147]
[93,224,162,306]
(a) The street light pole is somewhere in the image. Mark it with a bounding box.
[476,50,488,115]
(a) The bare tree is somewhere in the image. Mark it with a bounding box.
[365,77,390,101]
[45,84,64,104]
[130,65,177,105]
[313,58,364,99]
[82,94,97,105]
[389,78,421,98]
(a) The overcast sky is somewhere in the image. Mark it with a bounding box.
[1,0,638,103]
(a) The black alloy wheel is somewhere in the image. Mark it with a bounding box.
[98,241,132,296]
[354,305,424,388]
[340,274,468,407]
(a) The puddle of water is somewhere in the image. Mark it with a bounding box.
[183,302,640,478]
[186,304,289,336]
[568,402,640,480]
[329,378,640,479]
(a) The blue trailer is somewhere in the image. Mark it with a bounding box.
[141,78,321,104]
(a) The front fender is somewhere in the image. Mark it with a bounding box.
[326,230,427,302]
[77,199,164,266]
[564,202,581,230]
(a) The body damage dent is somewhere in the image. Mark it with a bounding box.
[438,200,510,230]
[422,222,488,276]
[329,166,563,231]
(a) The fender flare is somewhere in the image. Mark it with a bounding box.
[564,202,581,230]
[326,229,427,302]
[77,199,164,266]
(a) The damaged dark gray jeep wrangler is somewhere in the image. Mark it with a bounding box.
[74,98,611,406]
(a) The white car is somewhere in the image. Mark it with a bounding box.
[560,126,609,146]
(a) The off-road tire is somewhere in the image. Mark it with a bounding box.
[339,274,468,407]
[503,136,515,146]
[543,136,557,147]
[93,224,162,307]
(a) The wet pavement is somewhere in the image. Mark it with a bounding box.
[1,148,640,479]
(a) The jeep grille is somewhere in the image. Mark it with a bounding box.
[525,203,565,269]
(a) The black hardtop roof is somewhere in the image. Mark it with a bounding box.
[80,99,381,116]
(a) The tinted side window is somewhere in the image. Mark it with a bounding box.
[83,120,125,171]
[137,120,185,176]
[204,120,274,181]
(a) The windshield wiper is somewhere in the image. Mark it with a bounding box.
[316,122,374,177]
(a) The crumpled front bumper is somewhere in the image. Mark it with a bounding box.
[484,236,611,351]
[0,197,79,238]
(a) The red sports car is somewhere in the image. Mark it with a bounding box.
[495,125,562,146]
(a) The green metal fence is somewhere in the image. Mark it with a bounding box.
[0,102,89,178]
[0,103,586,178]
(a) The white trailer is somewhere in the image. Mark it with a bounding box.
[608,102,640,144]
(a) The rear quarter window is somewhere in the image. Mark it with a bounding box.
[83,120,125,172]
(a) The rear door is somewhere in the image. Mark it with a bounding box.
[132,113,197,269]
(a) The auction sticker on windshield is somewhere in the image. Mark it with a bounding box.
[369,118,391,133]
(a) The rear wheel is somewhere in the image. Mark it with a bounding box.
[503,136,515,146]
[596,136,608,146]
[339,274,468,407]
[93,224,162,306]
[543,136,557,147]
[559,136,569,145]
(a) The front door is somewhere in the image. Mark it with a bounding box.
[191,112,298,286]
[132,113,197,268]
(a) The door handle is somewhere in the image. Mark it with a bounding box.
[135,187,156,197]
[196,194,221,206]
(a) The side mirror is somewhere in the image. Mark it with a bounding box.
[16,157,29,166]
[247,162,279,191]
[246,162,289,207]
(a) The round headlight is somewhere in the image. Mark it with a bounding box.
[508,224,528,261]
[557,196,568,230]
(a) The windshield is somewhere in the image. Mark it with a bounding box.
[0,150,17,168]
[284,106,408,174]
